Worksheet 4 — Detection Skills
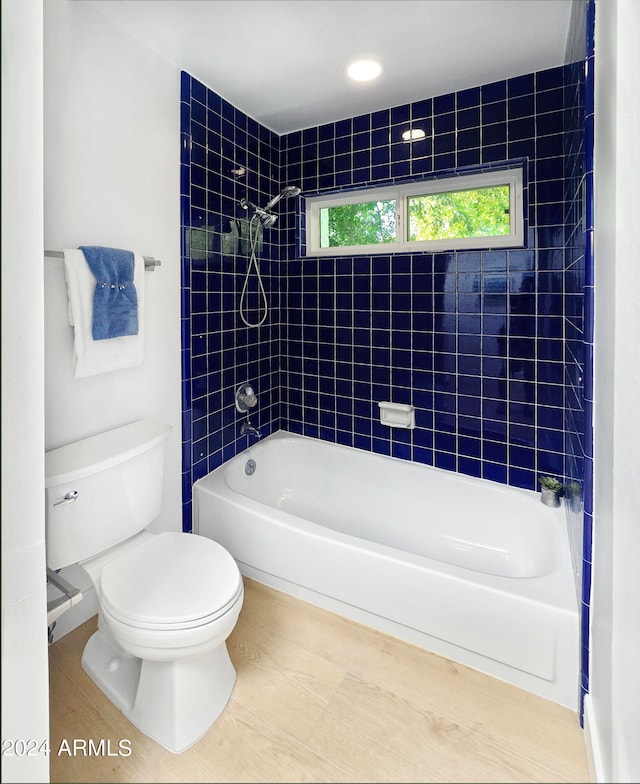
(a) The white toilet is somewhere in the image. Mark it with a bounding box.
[45,418,244,754]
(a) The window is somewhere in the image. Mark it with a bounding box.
[305,168,524,256]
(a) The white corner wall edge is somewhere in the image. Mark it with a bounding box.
[583,694,604,783]
[2,0,49,782]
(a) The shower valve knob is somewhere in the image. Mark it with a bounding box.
[236,384,258,412]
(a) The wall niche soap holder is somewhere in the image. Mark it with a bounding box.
[378,401,416,429]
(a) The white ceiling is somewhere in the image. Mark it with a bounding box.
[87,0,575,135]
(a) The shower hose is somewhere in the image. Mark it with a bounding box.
[239,213,269,327]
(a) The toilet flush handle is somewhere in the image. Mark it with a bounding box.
[53,490,78,507]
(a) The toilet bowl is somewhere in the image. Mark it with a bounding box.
[45,419,244,753]
[81,531,243,753]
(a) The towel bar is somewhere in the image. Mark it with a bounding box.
[47,567,83,628]
[45,249,161,271]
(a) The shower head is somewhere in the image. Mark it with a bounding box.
[241,198,276,227]
[263,185,302,212]
[256,209,278,228]
[239,185,300,229]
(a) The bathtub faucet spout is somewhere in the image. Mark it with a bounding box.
[240,418,261,439]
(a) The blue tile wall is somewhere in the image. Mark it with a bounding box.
[181,61,589,497]
[280,64,578,494]
[563,0,594,722]
[180,71,283,531]
[563,5,587,590]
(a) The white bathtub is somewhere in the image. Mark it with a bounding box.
[194,431,579,709]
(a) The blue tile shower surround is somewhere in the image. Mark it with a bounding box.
[181,64,585,513]
[280,65,577,494]
[180,71,284,531]
[180,30,593,715]
[562,0,595,722]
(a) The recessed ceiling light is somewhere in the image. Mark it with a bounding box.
[402,128,427,141]
[346,58,384,82]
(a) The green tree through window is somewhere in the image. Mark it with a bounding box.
[321,200,396,247]
[408,185,510,241]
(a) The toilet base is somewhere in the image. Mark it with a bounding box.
[82,627,237,753]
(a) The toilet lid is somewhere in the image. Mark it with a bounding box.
[100,532,242,629]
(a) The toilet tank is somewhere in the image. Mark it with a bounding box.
[45,419,172,570]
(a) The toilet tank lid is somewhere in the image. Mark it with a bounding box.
[45,419,172,487]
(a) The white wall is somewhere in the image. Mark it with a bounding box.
[589,0,640,780]
[1,0,50,780]
[43,0,182,542]
[1,0,184,776]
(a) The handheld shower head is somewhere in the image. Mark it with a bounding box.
[264,185,301,212]
[239,185,300,230]
[281,184,302,199]
[256,209,278,228]
[241,199,277,227]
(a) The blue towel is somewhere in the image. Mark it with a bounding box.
[80,246,139,340]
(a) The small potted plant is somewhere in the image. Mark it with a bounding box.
[539,476,562,507]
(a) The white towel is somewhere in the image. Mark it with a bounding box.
[63,248,145,378]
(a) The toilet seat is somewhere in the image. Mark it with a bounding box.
[100,532,243,631]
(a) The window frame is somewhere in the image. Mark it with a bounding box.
[304,167,524,256]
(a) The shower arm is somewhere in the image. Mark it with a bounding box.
[240,186,301,217]
[263,193,284,211]
[239,197,259,211]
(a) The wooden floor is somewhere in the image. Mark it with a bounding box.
[49,578,590,783]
